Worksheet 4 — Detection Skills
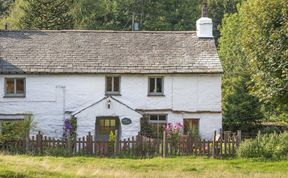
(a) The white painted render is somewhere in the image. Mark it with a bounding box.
[0,74,222,139]
[196,17,213,38]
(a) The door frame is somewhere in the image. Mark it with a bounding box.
[95,116,120,141]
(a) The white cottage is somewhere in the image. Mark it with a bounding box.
[0,14,222,140]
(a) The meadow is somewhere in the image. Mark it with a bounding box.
[0,154,288,178]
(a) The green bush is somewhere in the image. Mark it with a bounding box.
[43,147,71,157]
[237,132,288,160]
[0,114,34,144]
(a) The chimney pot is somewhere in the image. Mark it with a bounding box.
[196,3,213,38]
[202,3,209,17]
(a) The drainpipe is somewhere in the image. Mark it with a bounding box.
[56,85,66,121]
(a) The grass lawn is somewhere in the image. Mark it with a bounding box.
[0,154,288,178]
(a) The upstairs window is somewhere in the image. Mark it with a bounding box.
[105,76,120,95]
[148,77,164,95]
[4,78,25,97]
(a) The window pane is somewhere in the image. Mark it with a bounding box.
[150,115,158,121]
[110,119,116,127]
[104,120,110,127]
[106,77,112,92]
[184,119,199,135]
[156,78,162,93]
[98,119,104,126]
[113,77,120,92]
[16,79,25,94]
[149,78,155,93]
[5,78,14,94]
[158,115,166,121]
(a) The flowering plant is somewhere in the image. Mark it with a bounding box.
[164,122,183,152]
[165,122,183,137]
[63,119,73,138]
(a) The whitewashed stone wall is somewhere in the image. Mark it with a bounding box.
[0,74,222,139]
[74,97,142,139]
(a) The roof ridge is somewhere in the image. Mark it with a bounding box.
[0,30,197,34]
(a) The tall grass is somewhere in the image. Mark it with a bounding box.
[0,154,288,178]
[237,132,288,160]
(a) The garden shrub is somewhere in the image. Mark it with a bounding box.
[0,114,34,144]
[237,132,288,160]
[107,131,116,155]
[43,147,71,157]
[261,126,281,134]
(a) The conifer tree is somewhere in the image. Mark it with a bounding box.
[20,0,73,30]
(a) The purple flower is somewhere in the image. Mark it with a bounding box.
[63,119,73,138]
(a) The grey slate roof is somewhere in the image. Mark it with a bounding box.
[0,30,222,74]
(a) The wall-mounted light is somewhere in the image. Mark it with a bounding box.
[107,98,111,109]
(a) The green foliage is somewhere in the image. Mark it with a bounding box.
[0,0,27,29]
[43,147,71,157]
[187,128,201,140]
[219,13,263,132]
[140,117,153,136]
[72,0,202,31]
[208,0,242,43]
[19,0,74,30]
[0,0,14,17]
[223,74,263,132]
[239,0,288,121]
[70,116,77,139]
[220,0,288,124]
[107,131,116,154]
[261,126,281,135]
[237,132,288,160]
[142,0,201,31]
[0,114,34,143]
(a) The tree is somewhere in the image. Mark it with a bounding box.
[142,0,201,31]
[223,74,263,132]
[240,0,288,121]
[72,0,202,31]
[219,13,263,132]
[208,0,242,44]
[0,0,14,17]
[20,0,74,30]
[72,0,134,30]
[0,0,26,29]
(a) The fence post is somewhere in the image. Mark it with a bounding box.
[212,130,216,158]
[237,130,241,147]
[36,131,43,154]
[67,130,72,156]
[87,132,94,154]
[25,130,30,153]
[163,130,166,157]
[114,130,118,156]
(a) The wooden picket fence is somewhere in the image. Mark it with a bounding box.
[0,130,241,158]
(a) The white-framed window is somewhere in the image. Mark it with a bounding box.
[148,114,167,138]
[148,77,164,96]
[4,78,26,98]
[105,76,120,95]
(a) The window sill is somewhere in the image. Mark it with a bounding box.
[3,95,26,98]
[105,93,121,96]
[147,93,165,97]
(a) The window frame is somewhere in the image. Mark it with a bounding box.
[96,117,119,135]
[148,76,164,96]
[105,75,121,95]
[183,118,200,135]
[4,78,26,98]
[148,114,167,138]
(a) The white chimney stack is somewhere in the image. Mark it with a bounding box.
[196,3,213,38]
